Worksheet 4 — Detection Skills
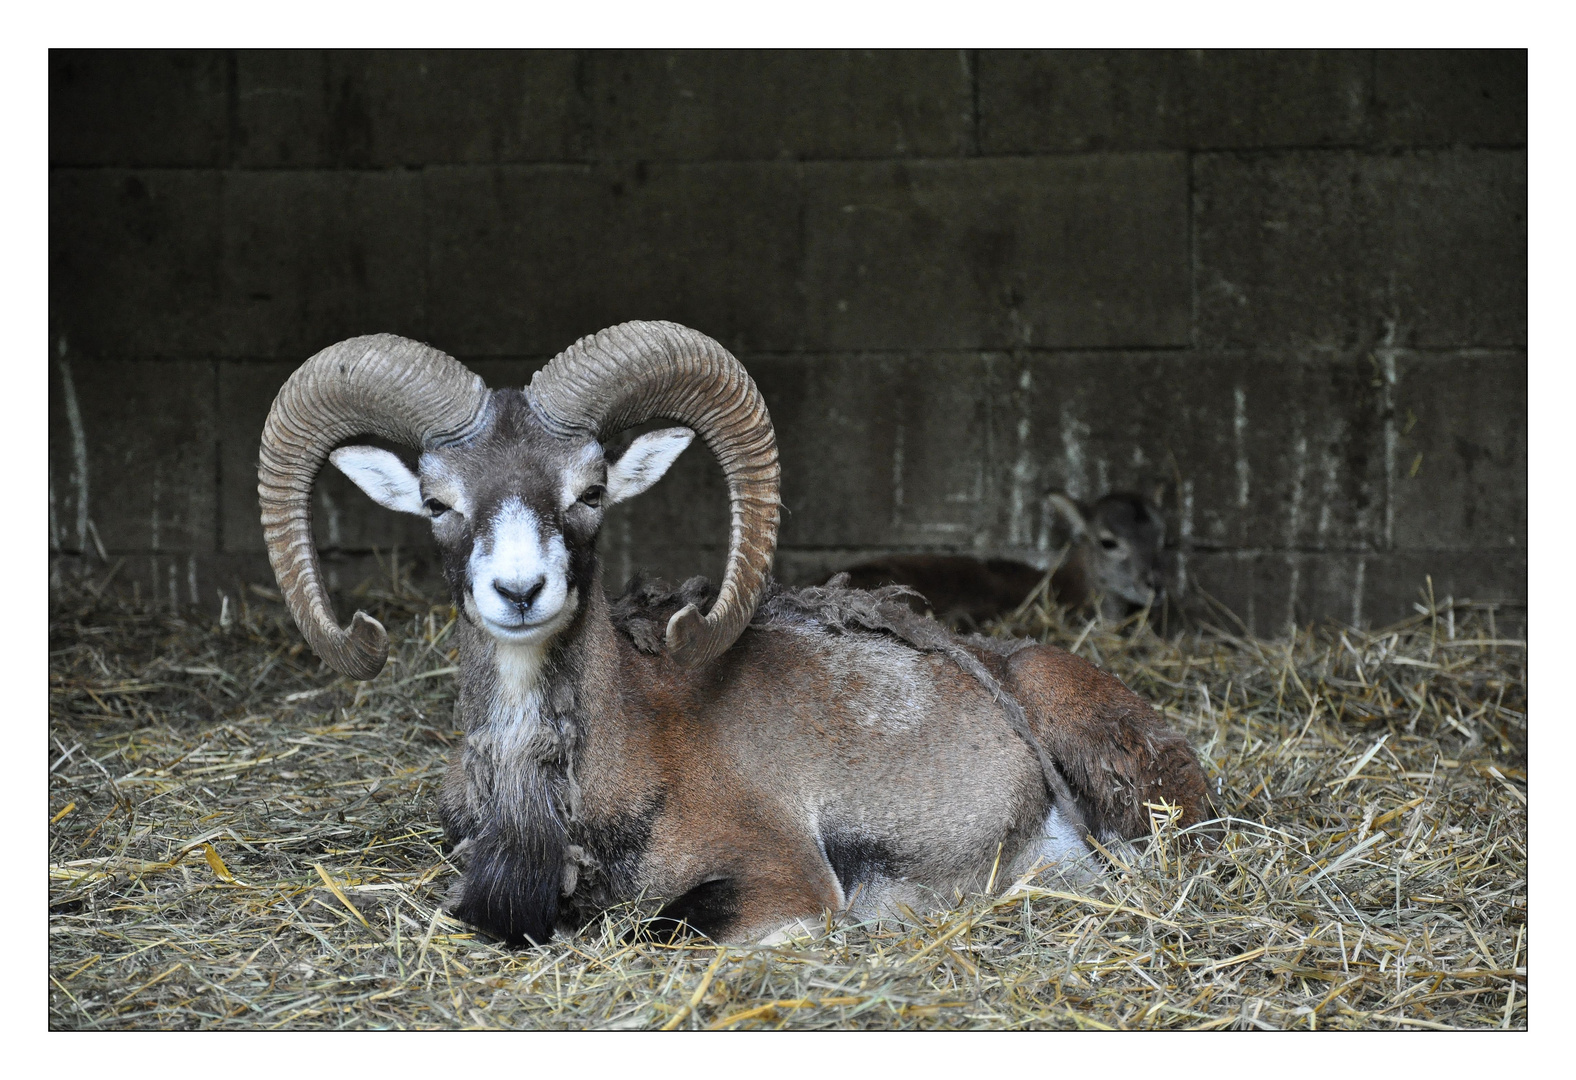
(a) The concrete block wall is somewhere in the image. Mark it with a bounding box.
[49,49,1526,633]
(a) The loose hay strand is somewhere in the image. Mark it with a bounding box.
[49,566,1525,1029]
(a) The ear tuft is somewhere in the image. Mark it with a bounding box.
[606,427,695,505]
[1046,492,1090,540]
[329,446,426,516]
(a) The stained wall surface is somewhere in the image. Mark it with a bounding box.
[48,50,1527,632]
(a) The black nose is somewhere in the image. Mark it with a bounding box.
[494,577,546,609]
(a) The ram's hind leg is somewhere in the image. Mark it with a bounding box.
[1006,644,1214,841]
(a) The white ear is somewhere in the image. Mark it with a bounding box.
[329,446,425,516]
[606,427,695,505]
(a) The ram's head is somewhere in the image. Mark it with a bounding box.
[258,322,779,679]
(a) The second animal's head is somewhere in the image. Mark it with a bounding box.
[1046,491,1168,614]
[823,490,1170,631]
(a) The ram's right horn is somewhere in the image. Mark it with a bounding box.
[258,334,491,680]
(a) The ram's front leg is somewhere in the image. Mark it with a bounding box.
[640,832,844,943]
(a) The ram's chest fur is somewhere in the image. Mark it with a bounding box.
[453,633,579,839]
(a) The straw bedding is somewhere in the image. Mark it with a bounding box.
[48,562,1526,1030]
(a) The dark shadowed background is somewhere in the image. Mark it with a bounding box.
[47,49,1526,634]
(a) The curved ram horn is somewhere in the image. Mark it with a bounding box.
[258,334,490,680]
[528,321,779,667]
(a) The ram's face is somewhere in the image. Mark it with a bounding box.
[330,389,694,647]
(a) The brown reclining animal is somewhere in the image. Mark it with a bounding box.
[830,491,1169,630]
[259,321,1212,945]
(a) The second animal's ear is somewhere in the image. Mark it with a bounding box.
[1148,480,1169,512]
[329,446,426,516]
[1046,492,1090,540]
[606,427,696,505]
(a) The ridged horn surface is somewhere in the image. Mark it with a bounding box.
[528,321,779,667]
[258,334,489,680]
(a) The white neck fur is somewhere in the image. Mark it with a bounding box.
[488,640,550,760]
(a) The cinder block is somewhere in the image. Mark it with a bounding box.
[1375,153,1527,348]
[467,358,549,387]
[757,354,998,549]
[235,50,583,167]
[51,50,232,167]
[801,156,1189,350]
[589,353,998,589]
[1180,550,1379,635]
[52,552,231,615]
[1180,551,1298,636]
[1195,149,1526,349]
[48,358,217,556]
[1182,549,1525,635]
[50,170,224,359]
[1357,550,1526,634]
[990,351,1392,555]
[424,162,806,356]
[979,49,1371,154]
[1391,351,1526,552]
[218,361,436,556]
[584,50,972,160]
[1374,50,1526,146]
[220,170,428,358]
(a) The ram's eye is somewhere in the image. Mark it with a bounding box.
[1099,536,1119,550]
[424,498,451,517]
[578,485,606,509]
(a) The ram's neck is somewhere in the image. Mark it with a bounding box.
[457,593,614,765]
[443,578,621,945]
[489,636,570,755]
